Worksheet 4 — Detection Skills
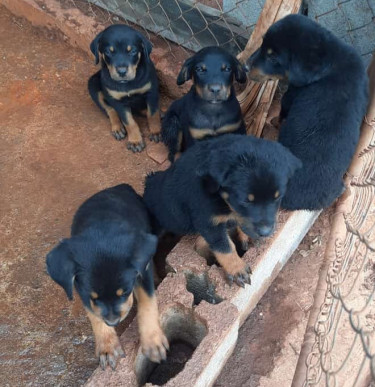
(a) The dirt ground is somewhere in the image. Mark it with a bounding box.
[0,7,332,386]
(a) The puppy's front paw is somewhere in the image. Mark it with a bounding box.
[96,332,125,370]
[225,260,252,288]
[127,140,146,153]
[149,133,162,143]
[112,126,127,141]
[141,327,169,363]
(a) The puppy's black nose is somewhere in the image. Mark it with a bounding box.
[209,84,222,94]
[116,67,128,77]
[257,225,273,237]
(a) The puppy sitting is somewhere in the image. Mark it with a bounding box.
[247,14,368,210]
[144,135,301,286]
[46,184,168,370]
[88,25,161,153]
[162,47,247,162]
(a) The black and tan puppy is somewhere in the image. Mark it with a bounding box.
[144,135,301,286]
[247,14,368,210]
[162,47,247,161]
[46,184,168,369]
[88,25,161,152]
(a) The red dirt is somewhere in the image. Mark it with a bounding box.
[0,5,332,386]
[0,7,169,386]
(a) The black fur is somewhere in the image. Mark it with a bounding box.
[144,135,301,251]
[247,14,369,210]
[88,25,160,151]
[46,184,157,322]
[162,47,247,162]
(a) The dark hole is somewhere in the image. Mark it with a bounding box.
[146,340,195,385]
[185,271,223,306]
[135,308,207,386]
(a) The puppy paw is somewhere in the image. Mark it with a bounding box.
[112,127,127,141]
[225,261,252,288]
[127,140,146,153]
[141,328,169,363]
[96,333,125,370]
[149,133,162,143]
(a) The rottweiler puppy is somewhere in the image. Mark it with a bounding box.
[144,135,301,286]
[161,47,247,162]
[46,184,168,370]
[88,25,161,152]
[247,14,368,210]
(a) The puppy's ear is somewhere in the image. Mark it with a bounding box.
[197,148,234,193]
[46,239,76,300]
[283,148,302,178]
[139,33,153,62]
[90,31,103,65]
[233,57,247,83]
[177,56,195,85]
[132,233,158,274]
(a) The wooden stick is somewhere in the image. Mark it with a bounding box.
[237,0,302,137]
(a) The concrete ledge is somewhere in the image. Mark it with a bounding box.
[86,210,319,386]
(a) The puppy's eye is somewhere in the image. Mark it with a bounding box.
[130,48,138,56]
[195,66,206,73]
[105,47,114,55]
[221,64,231,72]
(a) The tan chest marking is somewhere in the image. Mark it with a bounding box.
[106,81,151,100]
[189,120,241,140]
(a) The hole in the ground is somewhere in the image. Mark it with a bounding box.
[153,232,181,285]
[135,308,207,386]
[185,271,223,306]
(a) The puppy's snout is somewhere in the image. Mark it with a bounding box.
[256,225,273,237]
[209,84,222,94]
[104,315,121,327]
[116,66,128,77]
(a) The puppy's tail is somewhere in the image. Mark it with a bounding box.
[161,111,182,162]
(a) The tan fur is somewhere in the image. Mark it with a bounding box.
[98,92,122,134]
[86,309,122,358]
[237,226,249,246]
[123,110,142,144]
[147,107,161,135]
[189,120,241,140]
[134,286,169,362]
[106,81,151,100]
[210,237,247,276]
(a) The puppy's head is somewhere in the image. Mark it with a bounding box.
[177,46,247,103]
[90,24,152,82]
[247,14,330,86]
[198,136,301,239]
[46,232,157,326]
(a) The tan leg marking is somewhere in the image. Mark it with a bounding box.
[123,110,145,152]
[98,92,125,140]
[147,107,162,135]
[195,235,211,259]
[208,237,251,287]
[237,226,251,251]
[134,286,169,363]
[86,309,125,370]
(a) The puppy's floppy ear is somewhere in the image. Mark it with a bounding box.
[233,57,247,83]
[132,233,158,274]
[138,32,153,62]
[197,148,234,193]
[90,31,103,65]
[177,56,195,85]
[46,239,76,300]
[282,147,302,178]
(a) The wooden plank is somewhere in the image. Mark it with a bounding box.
[237,0,302,136]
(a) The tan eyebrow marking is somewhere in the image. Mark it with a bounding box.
[267,48,273,55]
[91,291,98,299]
[116,288,124,297]
[248,194,255,202]
[127,45,131,52]
[274,190,280,199]
[109,46,114,52]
